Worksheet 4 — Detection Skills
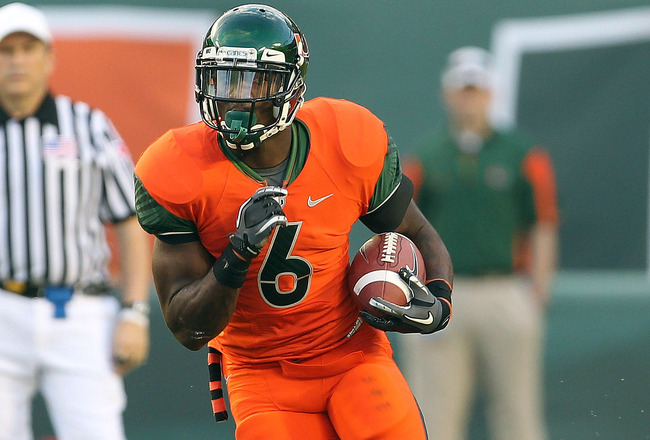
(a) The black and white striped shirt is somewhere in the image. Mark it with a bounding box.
[0,93,136,288]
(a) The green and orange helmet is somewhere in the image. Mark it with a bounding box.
[195,4,309,150]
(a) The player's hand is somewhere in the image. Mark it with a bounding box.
[229,186,288,260]
[361,268,450,334]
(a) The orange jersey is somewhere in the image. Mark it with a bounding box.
[135,97,394,363]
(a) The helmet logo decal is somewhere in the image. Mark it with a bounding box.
[295,34,308,57]
[201,46,218,59]
[216,47,257,63]
[294,33,308,67]
[261,48,286,62]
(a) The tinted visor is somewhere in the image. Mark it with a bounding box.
[201,66,289,100]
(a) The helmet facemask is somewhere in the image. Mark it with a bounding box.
[196,46,306,150]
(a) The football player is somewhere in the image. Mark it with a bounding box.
[134,4,453,439]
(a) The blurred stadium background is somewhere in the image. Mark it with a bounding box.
[27,0,650,438]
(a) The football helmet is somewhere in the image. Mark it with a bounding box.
[195,4,309,150]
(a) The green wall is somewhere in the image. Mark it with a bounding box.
[34,0,650,266]
[518,42,650,269]
[32,0,650,152]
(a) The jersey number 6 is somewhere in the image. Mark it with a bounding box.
[258,222,313,308]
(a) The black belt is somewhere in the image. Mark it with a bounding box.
[1,280,110,298]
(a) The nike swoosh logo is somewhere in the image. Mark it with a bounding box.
[262,49,286,62]
[406,312,434,326]
[307,193,333,207]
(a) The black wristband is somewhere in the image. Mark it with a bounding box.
[426,279,452,331]
[212,244,251,289]
[426,279,452,302]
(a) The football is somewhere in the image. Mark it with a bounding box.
[348,232,426,317]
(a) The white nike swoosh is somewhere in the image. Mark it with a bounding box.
[406,312,434,326]
[307,193,333,207]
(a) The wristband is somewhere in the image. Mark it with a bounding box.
[426,279,452,302]
[426,279,452,330]
[212,244,251,289]
[120,300,151,315]
[118,301,150,327]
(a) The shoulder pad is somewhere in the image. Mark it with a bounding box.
[299,98,388,168]
[134,126,205,205]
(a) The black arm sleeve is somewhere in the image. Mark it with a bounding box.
[360,175,414,233]
[156,233,200,244]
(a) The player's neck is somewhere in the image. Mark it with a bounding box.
[239,126,292,170]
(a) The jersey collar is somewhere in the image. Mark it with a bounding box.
[217,120,310,187]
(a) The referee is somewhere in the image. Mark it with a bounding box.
[0,4,151,440]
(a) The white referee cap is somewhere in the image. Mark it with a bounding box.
[441,46,493,90]
[0,2,52,44]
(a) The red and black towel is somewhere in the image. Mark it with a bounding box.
[207,347,228,422]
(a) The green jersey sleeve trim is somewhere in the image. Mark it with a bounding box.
[134,174,200,242]
[359,135,414,232]
[367,136,402,214]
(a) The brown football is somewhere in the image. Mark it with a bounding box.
[348,232,426,317]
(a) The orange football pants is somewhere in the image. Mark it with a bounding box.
[222,322,427,440]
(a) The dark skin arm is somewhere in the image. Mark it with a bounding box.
[393,200,453,285]
[151,238,239,351]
